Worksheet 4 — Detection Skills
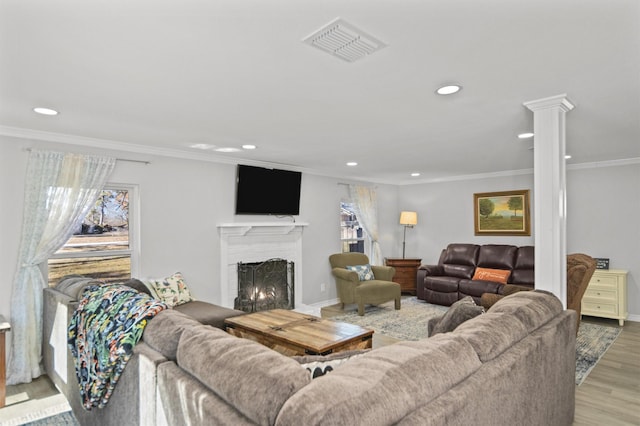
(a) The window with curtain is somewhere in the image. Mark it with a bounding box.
[340,201,369,254]
[47,184,137,285]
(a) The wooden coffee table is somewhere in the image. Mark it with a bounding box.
[225,309,373,356]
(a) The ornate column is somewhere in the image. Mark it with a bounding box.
[523,94,574,307]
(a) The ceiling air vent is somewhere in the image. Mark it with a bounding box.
[302,17,387,63]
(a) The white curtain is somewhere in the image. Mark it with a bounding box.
[7,150,116,384]
[348,185,382,265]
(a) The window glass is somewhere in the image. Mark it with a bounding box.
[340,202,366,253]
[48,187,134,286]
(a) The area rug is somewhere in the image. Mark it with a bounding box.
[20,411,78,426]
[574,321,621,385]
[330,297,621,386]
[0,393,71,426]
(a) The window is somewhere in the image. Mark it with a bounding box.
[47,185,137,286]
[340,202,366,253]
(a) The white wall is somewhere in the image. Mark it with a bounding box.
[397,164,639,320]
[397,174,536,265]
[0,136,400,326]
[566,163,639,321]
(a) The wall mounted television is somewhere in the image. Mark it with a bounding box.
[235,164,302,215]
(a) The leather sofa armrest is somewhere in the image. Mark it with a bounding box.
[419,264,444,276]
[371,265,395,281]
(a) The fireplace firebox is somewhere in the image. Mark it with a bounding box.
[234,258,294,313]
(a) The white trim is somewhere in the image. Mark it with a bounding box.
[4,125,638,186]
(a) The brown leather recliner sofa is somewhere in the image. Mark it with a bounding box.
[417,243,534,306]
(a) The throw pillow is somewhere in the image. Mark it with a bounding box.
[429,296,484,337]
[345,264,375,281]
[472,267,511,284]
[292,349,369,379]
[148,272,194,308]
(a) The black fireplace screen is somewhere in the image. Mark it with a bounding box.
[234,258,294,313]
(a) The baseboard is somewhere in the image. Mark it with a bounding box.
[626,313,640,323]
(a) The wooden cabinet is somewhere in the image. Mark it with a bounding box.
[581,269,628,326]
[385,258,422,295]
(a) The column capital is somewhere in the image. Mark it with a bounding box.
[523,94,575,112]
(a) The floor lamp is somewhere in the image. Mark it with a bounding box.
[400,211,418,259]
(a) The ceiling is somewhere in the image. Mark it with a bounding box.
[1,0,639,184]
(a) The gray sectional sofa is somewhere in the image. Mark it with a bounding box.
[43,279,577,426]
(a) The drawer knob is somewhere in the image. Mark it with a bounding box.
[597,292,601,296]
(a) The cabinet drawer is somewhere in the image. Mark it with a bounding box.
[394,269,417,280]
[589,274,618,289]
[584,288,617,302]
[582,301,618,315]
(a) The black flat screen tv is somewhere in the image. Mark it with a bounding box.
[235,164,302,215]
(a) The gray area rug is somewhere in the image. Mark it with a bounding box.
[331,296,621,385]
[21,411,78,426]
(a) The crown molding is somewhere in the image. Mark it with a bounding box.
[3,125,637,186]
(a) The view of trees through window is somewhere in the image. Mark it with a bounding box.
[47,188,132,286]
[340,202,365,253]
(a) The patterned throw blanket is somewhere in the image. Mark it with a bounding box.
[68,284,167,409]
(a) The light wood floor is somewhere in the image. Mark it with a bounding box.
[2,312,638,425]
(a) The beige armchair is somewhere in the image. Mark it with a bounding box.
[329,253,401,316]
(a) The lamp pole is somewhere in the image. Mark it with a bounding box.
[402,225,408,259]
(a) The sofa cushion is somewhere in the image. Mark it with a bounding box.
[142,309,202,360]
[121,278,153,296]
[173,300,245,329]
[425,276,461,292]
[471,267,510,284]
[275,333,482,426]
[511,246,535,285]
[148,272,194,307]
[477,244,517,270]
[346,264,375,281]
[55,275,105,300]
[177,324,311,426]
[441,244,479,279]
[428,296,484,336]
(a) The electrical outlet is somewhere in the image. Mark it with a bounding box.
[320,283,326,292]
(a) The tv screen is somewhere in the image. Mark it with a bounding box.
[235,165,302,215]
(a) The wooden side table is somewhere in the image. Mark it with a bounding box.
[0,315,10,408]
[385,258,422,295]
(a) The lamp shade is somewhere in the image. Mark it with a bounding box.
[399,211,418,226]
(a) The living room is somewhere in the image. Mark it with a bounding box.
[1,1,639,424]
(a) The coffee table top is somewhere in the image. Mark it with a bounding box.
[224,309,373,354]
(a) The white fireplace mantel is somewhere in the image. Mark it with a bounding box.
[217,222,308,310]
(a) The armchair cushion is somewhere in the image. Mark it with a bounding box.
[346,264,375,281]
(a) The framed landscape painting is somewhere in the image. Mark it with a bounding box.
[474,190,531,236]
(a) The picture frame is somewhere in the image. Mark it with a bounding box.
[474,190,531,236]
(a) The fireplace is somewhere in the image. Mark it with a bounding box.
[217,222,308,310]
[235,258,294,312]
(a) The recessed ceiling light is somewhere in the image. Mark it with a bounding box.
[190,143,216,150]
[435,85,462,95]
[518,132,535,139]
[565,154,572,159]
[33,107,58,116]
[215,147,241,153]
[411,172,420,177]
[242,144,256,150]
[346,162,358,167]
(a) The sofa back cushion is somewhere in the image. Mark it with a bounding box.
[510,246,535,285]
[453,290,561,362]
[477,245,517,270]
[275,333,481,425]
[441,244,479,279]
[142,309,202,360]
[177,324,311,426]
